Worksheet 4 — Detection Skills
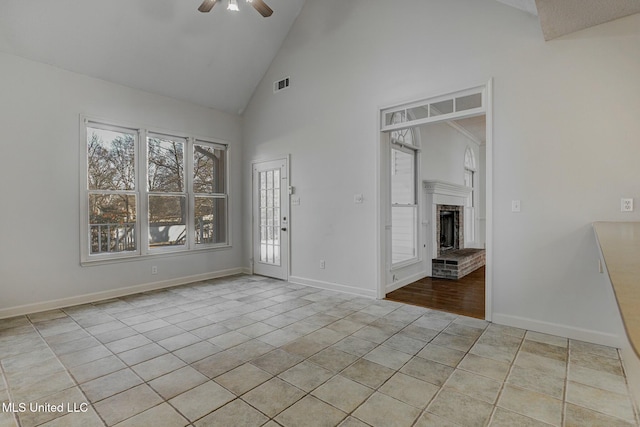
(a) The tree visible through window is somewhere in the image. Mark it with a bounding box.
[83,120,229,261]
[193,143,227,245]
[88,127,137,254]
[147,135,186,247]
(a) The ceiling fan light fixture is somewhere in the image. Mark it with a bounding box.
[228,0,239,11]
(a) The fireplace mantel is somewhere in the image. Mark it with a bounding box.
[423,180,472,198]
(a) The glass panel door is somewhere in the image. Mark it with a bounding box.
[253,158,288,280]
[258,168,281,266]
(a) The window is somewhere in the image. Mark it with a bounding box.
[382,86,485,132]
[147,134,187,248]
[87,125,138,256]
[391,146,417,264]
[193,142,227,245]
[81,119,229,263]
[389,111,418,265]
[464,147,476,244]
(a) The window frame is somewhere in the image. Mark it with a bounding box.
[80,116,231,265]
[463,146,477,245]
[191,139,229,249]
[145,132,189,254]
[390,140,419,268]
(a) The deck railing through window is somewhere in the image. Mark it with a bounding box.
[90,223,136,254]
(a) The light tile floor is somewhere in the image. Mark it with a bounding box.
[0,275,638,427]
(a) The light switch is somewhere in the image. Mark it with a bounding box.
[511,200,521,213]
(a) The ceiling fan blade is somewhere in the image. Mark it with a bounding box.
[198,0,218,13]
[250,0,273,17]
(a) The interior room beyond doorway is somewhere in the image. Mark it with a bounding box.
[386,266,485,319]
[381,85,489,320]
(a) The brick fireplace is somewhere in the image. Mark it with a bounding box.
[424,180,485,280]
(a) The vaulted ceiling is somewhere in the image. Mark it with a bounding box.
[0,1,637,115]
[0,0,306,115]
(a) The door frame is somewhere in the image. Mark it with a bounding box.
[376,79,494,321]
[251,155,290,281]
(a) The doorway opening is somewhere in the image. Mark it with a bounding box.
[378,82,492,320]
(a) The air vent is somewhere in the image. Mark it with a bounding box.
[273,77,290,93]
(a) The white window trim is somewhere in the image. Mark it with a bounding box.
[390,141,420,268]
[464,146,477,246]
[80,115,232,265]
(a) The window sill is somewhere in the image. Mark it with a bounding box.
[391,257,421,271]
[81,244,232,267]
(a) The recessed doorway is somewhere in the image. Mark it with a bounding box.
[378,82,492,320]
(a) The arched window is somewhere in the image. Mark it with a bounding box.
[464,146,476,171]
[389,111,415,147]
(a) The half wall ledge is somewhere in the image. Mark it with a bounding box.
[593,221,640,409]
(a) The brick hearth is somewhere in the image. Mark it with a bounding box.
[432,248,486,280]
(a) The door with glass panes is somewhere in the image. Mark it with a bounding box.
[252,159,289,280]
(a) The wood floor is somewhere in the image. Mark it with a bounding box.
[385,266,485,319]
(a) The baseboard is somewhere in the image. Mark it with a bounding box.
[492,313,623,348]
[0,267,245,320]
[288,276,377,299]
[385,272,427,294]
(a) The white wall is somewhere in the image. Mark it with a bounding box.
[242,0,640,344]
[419,122,478,186]
[0,52,244,316]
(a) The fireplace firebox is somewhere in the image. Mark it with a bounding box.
[440,210,458,252]
[435,204,463,257]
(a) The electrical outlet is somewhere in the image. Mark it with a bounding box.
[621,198,633,212]
[151,266,158,275]
[320,260,325,269]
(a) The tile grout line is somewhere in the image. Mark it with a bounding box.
[617,348,640,426]
[4,280,324,426]
[475,325,526,427]
[0,352,23,427]
[27,312,109,427]
[84,285,282,426]
[74,278,338,426]
[3,277,639,427]
[562,337,571,427]
[407,316,489,427]
[35,302,206,426]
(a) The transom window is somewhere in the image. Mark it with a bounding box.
[81,119,229,263]
[381,86,485,132]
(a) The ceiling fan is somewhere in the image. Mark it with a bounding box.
[198,0,273,17]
